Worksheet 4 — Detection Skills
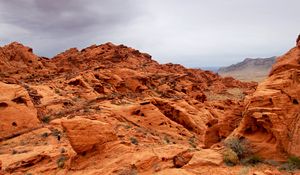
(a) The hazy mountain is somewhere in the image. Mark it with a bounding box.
[218,56,277,82]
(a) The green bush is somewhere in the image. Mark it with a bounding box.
[41,132,49,138]
[241,155,262,165]
[279,156,300,172]
[224,137,251,159]
[264,159,280,166]
[223,148,239,166]
[41,115,50,123]
[223,137,263,166]
[130,137,138,145]
[288,156,300,167]
[57,155,66,168]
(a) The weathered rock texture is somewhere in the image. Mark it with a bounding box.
[61,117,117,154]
[1,40,283,175]
[234,42,300,159]
[0,82,40,140]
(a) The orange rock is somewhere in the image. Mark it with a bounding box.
[61,117,117,154]
[253,171,266,175]
[0,40,257,174]
[264,169,281,175]
[234,38,300,160]
[183,149,223,167]
[0,82,40,140]
[154,168,195,175]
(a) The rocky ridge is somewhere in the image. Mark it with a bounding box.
[232,38,300,161]
[0,37,299,175]
[218,57,277,82]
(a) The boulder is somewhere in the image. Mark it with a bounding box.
[183,149,223,167]
[0,82,40,140]
[61,117,117,154]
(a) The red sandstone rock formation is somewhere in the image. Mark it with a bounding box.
[61,117,117,154]
[0,40,266,174]
[233,39,300,160]
[0,82,40,140]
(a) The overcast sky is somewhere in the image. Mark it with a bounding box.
[0,0,299,67]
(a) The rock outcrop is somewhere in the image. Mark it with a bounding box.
[61,117,117,154]
[183,149,223,167]
[0,82,40,140]
[0,41,261,174]
[234,40,300,160]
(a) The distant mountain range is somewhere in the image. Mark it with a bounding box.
[218,56,277,82]
[199,66,220,72]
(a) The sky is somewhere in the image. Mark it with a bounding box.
[0,0,299,67]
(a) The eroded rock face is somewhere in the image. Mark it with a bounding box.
[0,41,257,174]
[297,34,300,48]
[61,117,117,154]
[234,43,300,159]
[0,82,40,140]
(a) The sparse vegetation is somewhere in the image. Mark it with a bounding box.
[223,137,261,166]
[124,124,132,129]
[279,156,300,172]
[241,155,262,165]
[188,136,197,148]
[130,137,138,145]
[223,148,239,166]
[224,137,251,159]
[57,155,66,168]
[41,115,51,123]
[264,159,280,166]
[54,88,61,94]
[52,129,61,136]
[163,135,170,144]
[41,132,49,138]
[83,107,90,113]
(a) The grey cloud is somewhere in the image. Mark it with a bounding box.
[0,0,299,66]
[0,0,139,37]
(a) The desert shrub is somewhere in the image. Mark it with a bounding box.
[241,155,263,165]
[57,155,66,168]
[41,132,49,138]
[223,148,239,166]
[83,107,90,113]
[41,115,50,123]
[163,135,170,144]
[130,137,138,145]
[224,137,251,159]
[54,89,61,94]
[188,136,197,148]
[124,124,132,129]
[223,137,261,166]
[264,159,280,166]
[279,156,300,172]
[52,129,62,137]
